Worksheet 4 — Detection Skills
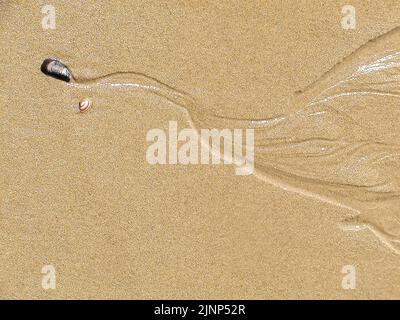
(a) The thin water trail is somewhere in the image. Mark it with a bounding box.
[41,26,400,254]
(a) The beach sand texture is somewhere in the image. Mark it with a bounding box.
[2,1,400,299]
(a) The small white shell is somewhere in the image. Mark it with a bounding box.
[79,98,91,112]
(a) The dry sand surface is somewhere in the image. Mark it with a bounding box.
[2,0,400,299]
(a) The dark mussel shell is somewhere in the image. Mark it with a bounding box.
[41,58,72,82]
